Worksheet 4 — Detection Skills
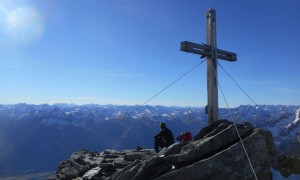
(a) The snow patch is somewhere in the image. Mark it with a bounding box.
[292,109,300,124]
[286,109,300,128]
[183,110,192,115]
[162,113,170,118]
[171,112,178,116]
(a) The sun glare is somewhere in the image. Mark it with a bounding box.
[5,6,44,45]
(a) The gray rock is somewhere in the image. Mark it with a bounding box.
[83,155,104,167]
[124,153,143,161]
[56,150,100,180]
[164,142,188,157]
[100,149,124,155]
[193,119,233,140]
[64,150,102,169]
[138,149,156,154]
[57,121,287,180]
[108,160,142,180]
[103,154,120,159]
[203,122,232,138]
[176,123,253,164]
[132,156,174,180]
[103,158,115,163]
[56,159,89,180]
[278,153,300,177]
[113,158,131,169]
[264,130,279,170]
[156,129,273,180]
[82,167,102,180]
[103,171,115,177]
[112,123,276,180]
[99,163,114,169]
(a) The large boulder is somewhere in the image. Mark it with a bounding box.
[56,148,155,179]
[108,121,278,180]
[82,167,102,180]
[57,120,294,180]
[156,129,275,180]
[278,154,300,177]
[56,150,103,180]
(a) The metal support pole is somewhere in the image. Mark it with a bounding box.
[206,9,219,124]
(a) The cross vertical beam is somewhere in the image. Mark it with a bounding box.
[206,9,218,124]
[180,9,237,125]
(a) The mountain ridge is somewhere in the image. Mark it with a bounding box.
[0,103,299,177]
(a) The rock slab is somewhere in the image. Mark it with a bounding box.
[56,120,299,180]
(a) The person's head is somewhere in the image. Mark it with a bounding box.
[159,122,166,129]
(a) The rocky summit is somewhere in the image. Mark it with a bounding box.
[56,120,299,180]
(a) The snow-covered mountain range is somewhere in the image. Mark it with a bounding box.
[0,103,299,177]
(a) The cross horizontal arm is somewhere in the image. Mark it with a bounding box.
[217,49,237,62]
[180,41,211,57]
[180,41,237,62]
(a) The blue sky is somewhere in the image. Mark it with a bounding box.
[0,0,299,107]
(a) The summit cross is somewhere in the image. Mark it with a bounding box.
[180,9,237,125]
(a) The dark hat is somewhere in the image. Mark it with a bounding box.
[159,122,166,128]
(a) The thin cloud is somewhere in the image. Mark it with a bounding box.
[4,97,97,105]
[3,97,141,106]
[104,72,146,78]
[47,97,98,105]
[239,79,279,85]
[0,64,95,75]
[267,87,300,94]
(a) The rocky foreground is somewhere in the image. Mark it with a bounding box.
[56,120,300,180]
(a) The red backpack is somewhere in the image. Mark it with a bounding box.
[177,131,192,142]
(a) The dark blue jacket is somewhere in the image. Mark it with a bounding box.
[155,127,174,146]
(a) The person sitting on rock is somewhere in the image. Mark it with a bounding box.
[154,122,174,153]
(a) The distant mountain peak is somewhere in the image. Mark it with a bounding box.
[0,104,299,177]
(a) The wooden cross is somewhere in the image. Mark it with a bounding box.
[180,9,237,125]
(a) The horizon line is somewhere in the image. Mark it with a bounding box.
[0,102,299,108]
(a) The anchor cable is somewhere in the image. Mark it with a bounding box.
[211,67,258,180]
[84,59,206,147]
[217,61,273,121]
[218,80,258,180]
[214,0,221,9]
[140,60,205,107]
